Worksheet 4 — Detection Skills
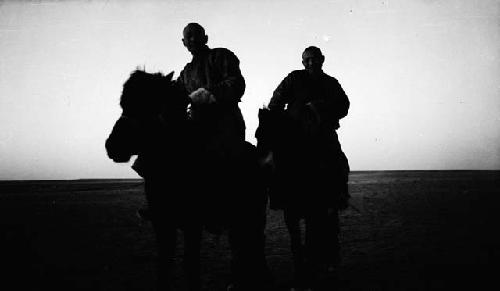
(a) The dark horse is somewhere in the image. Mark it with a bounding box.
[256,107,350,289]
[106,70,269,291]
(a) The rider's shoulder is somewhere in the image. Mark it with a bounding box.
[210,47,238,59]
[284,70,308,81]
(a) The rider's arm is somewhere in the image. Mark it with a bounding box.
[206,48,245,106]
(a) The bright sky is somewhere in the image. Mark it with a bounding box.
[1,0,499,180]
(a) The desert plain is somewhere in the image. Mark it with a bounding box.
[1,171,498,290]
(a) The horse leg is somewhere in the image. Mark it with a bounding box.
[227,204,272,290]
[151,221,177,291]
[183,224,202,291]
[284,208,306,288]
[304,207,341,289]
[226,148,273,290]
[304,209,328,287]
[325,209,341,268]
[146,179,177,291]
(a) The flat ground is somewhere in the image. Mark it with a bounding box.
[0,171,498,290]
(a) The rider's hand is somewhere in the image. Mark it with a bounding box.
[305,101,321,124]
[258,151,275,172]
[189,88,216,105]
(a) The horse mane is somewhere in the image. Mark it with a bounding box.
[120,69,180,117]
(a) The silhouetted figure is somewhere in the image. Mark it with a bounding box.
[176,23,271,291]
[256,46,350,290]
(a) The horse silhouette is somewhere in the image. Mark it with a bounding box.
[256,106,350,288]
[106,69,269,290]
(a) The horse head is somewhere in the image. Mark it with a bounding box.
[255,107,294,153]
[119,70,188,118]
[105,69,189,163]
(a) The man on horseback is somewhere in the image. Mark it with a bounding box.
[261,46,350,290]
[176,23,270,291]
[177,22,246,155]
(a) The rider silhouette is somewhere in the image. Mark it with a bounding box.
[264,46,350,290]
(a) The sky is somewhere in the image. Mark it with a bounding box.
[0,0,499,180]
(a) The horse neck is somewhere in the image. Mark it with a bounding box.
[159,110,189,127]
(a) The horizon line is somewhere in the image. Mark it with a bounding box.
[1,169,499,182]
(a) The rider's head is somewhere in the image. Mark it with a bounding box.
[302,46,324,75]
[182,23,208,55]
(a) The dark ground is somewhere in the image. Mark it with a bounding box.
[0,171,499,290]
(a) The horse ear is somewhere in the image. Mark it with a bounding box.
[165,71,174,81]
